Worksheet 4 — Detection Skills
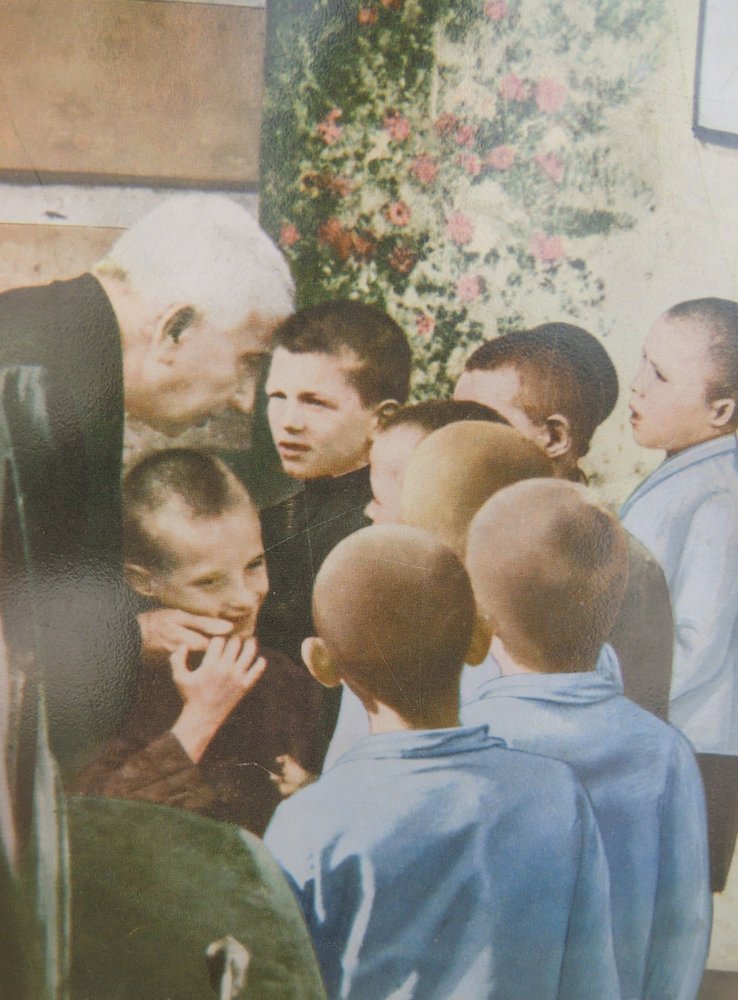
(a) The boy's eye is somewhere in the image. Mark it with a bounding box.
[192,575,223,590]
[267,390,286,401]
[245,556,265,573]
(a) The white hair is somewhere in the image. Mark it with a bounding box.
[95,194,294,330]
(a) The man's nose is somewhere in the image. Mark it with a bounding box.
[230,380,257,416]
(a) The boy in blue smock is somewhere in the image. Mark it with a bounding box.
[265,523,620,1000]
[621,298,738,755]
[463,479,711,1000]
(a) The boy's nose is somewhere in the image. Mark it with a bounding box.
[630,364,647,396]
[282,401,305,432]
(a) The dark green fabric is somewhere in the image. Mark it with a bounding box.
[0,277,139,772]
[68,797,326,1000]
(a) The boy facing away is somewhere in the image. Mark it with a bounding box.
[265,524,621,1000]
[454,324,673,719]
[463,479,711,1000]
[621,298,738,755]
[73,449,324,835]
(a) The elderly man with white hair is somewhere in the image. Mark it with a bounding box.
[0,194,294,770]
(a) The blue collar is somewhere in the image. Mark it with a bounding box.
[621,435,737,516]
[329,724,503,770]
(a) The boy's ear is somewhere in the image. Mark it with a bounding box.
[370,399,401,437]
[301,637,342,688]
[465,610,493,666]
[709,397,736,429]
[125,562,157,598]
[541,413,573,460]
[154,305,198,356]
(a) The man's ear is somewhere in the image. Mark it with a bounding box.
[541,413,573,460]
[465,610,493,666]
[301,636,342,688]
[709,397,736,429]
[155,305,198,355]
[370,399,401,438]
[125,562,157,598]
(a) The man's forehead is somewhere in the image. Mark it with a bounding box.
[233,311,279,353]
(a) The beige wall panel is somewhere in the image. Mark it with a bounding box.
[0,222,118,293]
[0,1,264,184]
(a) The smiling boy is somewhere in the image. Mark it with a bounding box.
[73,449,324,834]
[621,298,738,755]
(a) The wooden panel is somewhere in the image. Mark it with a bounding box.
[0,222,118,294]
[0,1,264,185]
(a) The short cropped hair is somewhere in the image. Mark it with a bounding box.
[666,298,738,418]
[313,525,475,720]
[467,480,628,673]
[272,300,412,406]
[95,194,294,331]
[379,398,508,434]
[124,448,251,572]
[464,324,619,457]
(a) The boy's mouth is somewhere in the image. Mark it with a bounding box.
[223,614,257,637]
[278,441,310,455]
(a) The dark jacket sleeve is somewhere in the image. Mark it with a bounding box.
[71,730,215,813]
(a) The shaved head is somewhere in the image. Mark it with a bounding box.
[312,525,475,721]
[467,480,628,673]
[401,422,553,554]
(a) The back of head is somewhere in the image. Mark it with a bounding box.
[95,194,294,330]
[273,300,412,406]
[124,448,252,572]
[313,525,475,720]
[379,397,509,435]
[464,324,618,456]
[666,298,738,423]
[467,479,628,672]
[401,422,553,554]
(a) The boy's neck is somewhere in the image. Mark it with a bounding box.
[366,691,459,735]
[492,636,596,676]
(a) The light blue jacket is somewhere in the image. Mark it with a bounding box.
[266,725,620,1000]
[620,435,738,753]
[461,663,711,1000]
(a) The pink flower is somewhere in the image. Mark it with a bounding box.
[535,151,564,183]
[358,7,377,24]
[530,232,565,265]
[456,274,485,302]
[434,112,459,136]
[458,152,482,176]
[499,73,527,102]
[384,112,411,142]
[535,78,567,113]
[409,154,440,185]
[454,124,478,148]
[386,201,411,226]
[317,108,343,145]
[445,211,475,246]
[415,313,435,337]
[279,222,301,248]
[484,0,508,20]
[389,245,417,274]
[485,145,516,170]
[381,0,403,8]
[328,174,353,196]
